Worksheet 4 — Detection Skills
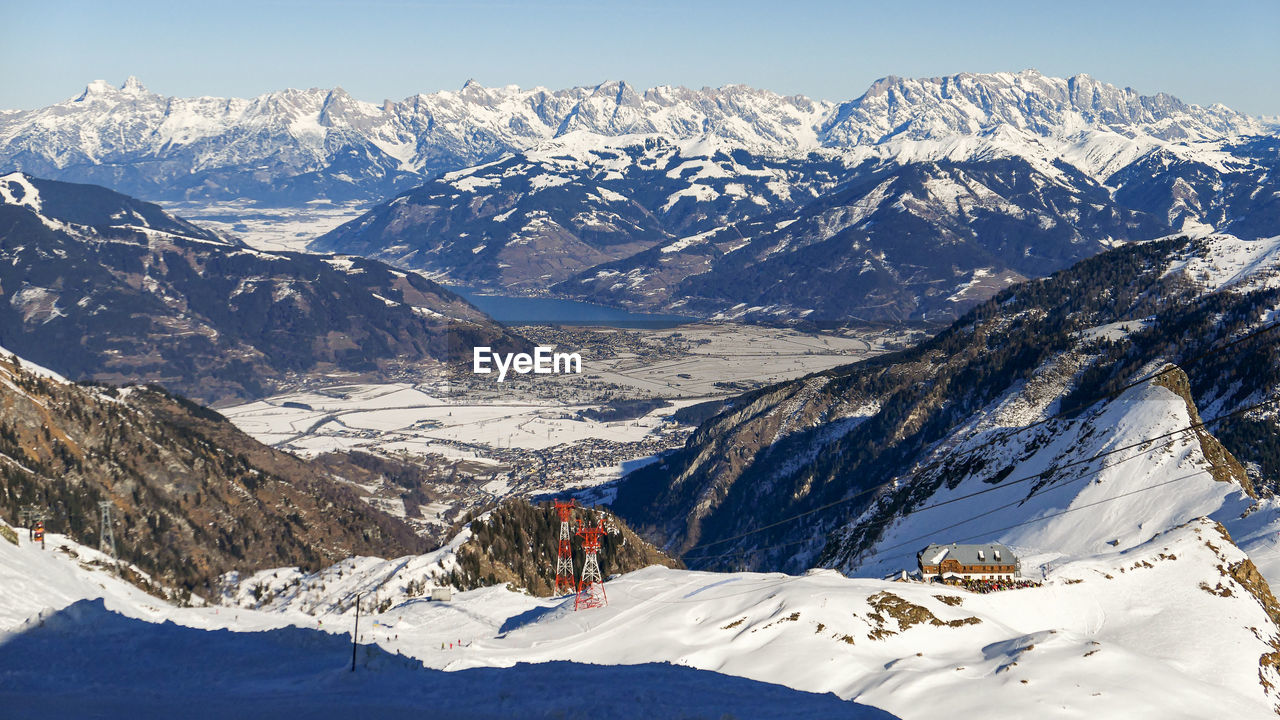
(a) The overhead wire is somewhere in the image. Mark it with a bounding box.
[680,393,1279,564]
[674,319,1280,558]
[610,285,1280,606]
[643,393,1280,602]
[870,466,1229,560]
[682,423,1193,564]
[620,461,1234,606]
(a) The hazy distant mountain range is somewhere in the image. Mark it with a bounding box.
[0,70,1265,204]
[3,71,1278,324]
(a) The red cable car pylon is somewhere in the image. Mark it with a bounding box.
[553,500,576,595]
[574,519,608,610]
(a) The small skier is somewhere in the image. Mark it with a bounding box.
[33,521,44,550]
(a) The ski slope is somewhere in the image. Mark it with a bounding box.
[3,514,1279,718]
[0,524,885,718]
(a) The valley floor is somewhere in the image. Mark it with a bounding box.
[161,200,366,254]
[219,322,903,534]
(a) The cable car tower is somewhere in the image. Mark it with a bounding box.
[574,519,608,610]
[98,501,118,572]
[553,499,577,595]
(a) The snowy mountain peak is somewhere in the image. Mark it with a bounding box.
[592,79,638,99]
[121,75,147,94]
[75,79,116,101]
[74,76,153,103]
[828,70,1263,147]
[4,72,1272,204]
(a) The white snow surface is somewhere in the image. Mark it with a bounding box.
[3,515,1279,718]
[0,343,68,383]
[0,171,43,212]
[220,382,692,456]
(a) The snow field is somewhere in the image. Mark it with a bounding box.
[6,515,1278,718]
[470,520,1274,718]
[1162,233,1280,294]
[163,200,368,253]
[218,325,886,462]
[221,382,685,456]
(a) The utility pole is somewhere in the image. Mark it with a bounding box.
[98,501,118,573]
[574,519,608,610]
[351,591,365,672]
[553,499,576,595]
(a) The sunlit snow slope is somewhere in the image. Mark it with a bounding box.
[6,513,1280,718]
[0,522,888,719]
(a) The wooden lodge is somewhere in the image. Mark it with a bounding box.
[918,542,1019,580]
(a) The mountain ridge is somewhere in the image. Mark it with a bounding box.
[317,130,1280,324]
[0,172,522,403]
[609,233,1280,574]
[1,70,1267,205]
[0,350,432,591]
[301,71,1277,323]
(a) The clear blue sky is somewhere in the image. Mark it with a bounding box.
[3,0,1277,116]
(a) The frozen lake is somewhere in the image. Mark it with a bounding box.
[448,287,695,328]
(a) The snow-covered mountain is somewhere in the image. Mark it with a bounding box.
[6,71,1274,324]
[823,71,1262,145]
[553,154,1169,324]
[593,134,1275,324]
[0,76,832,204]
[326,132,1277,323]
[310,134,854,290]
[302,74,1277,322]
[0,172,521,403]
[612,233,1280,573]
[0,71,1266,205]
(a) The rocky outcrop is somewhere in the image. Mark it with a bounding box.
[452,499,682,596]
[1153,366,1254,496]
